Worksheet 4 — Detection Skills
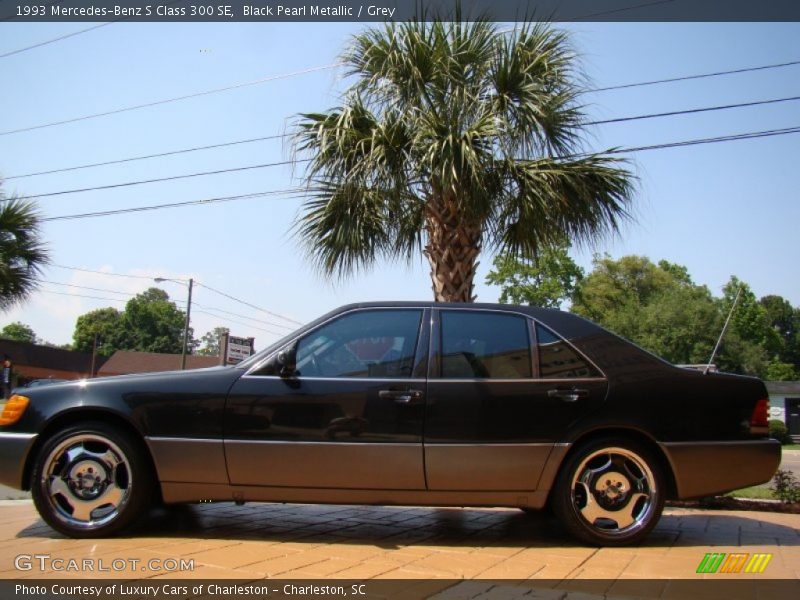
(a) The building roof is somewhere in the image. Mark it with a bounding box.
[98,351,220,376]
[766,381,800,395]
[0,338,99,376]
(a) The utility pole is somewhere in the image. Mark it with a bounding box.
[90,332,98,377]
[181,278,194,370]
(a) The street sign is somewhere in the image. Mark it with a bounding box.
[226,336,254,364]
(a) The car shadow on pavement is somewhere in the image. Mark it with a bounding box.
[15,503,800,548]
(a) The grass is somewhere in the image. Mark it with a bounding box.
[726,485,775,500]
[782,444,800,451]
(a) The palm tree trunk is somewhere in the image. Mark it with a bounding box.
[424,198,481,302]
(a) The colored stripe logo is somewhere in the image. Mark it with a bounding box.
[696,552,772,574]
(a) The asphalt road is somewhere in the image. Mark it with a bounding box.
[2,450,798,501]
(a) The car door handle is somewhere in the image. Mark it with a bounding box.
[379,389,424,404]
[547,388,589,402]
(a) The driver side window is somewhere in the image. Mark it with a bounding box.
[295,309,422,378]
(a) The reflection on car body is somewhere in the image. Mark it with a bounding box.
[0,302,781,546]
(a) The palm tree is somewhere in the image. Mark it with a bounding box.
[0,186,49,311]
[293,19,634,302]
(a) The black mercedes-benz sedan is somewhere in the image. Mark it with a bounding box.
[0,302,781,545]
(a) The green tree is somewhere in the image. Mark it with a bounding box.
[0,186,49,311]
[72,307,125,356]
[760,294,800,366]
[0,321,38,344]
[765,360,799,381]
[485,241,583,308]
[197,326,229,356]
[293,19,633,301]
[71,288,191,355]
[119,288,190,354]
[571,255,721,365]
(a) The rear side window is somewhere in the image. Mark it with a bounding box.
[536,324,601,379]
[440,311,532,379]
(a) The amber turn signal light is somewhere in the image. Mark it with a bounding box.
[0,395,30,426]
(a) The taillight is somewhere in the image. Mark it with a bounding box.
[750,397,769,431]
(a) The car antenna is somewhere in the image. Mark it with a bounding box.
[704,285,743,375]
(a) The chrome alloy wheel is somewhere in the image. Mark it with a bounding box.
[569,446,657,536]
[40,434,132,530]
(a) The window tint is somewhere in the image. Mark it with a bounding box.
[295,310,422,378]
[440,311,532,379]
[536,324,601,378]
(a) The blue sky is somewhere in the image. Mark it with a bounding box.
[0,21,798,348]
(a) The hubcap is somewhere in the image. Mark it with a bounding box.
[41,434,131,529]
[570,447,656,536]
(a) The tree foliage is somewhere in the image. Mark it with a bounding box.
[0,184,49,311]
[0,321,38,344]
[196,326,229,356]
[485,241,583,308]
[293,18,633,301]
[571,255,721,365]
[72,288,191,355]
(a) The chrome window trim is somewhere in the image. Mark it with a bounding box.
[532,319,608,380]
[240,375,427,383]
[244,306,429,378]
[430,377,608,384]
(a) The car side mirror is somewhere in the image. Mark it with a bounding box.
[277,342,298,378]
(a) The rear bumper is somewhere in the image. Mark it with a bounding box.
[0,432,37,490]
[660,439,781,499]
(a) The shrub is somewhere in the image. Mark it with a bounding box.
[771,469,800,503]
[768,419,793,445]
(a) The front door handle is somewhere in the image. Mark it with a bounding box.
[379,389,424,404]
[547,388,589,402]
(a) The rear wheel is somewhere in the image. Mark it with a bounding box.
[552,438,664,546]
[31,421,154,537]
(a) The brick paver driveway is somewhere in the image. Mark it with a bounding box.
[0,500,797,584]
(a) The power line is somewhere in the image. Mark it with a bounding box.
[190,303,294,331]
[2,49,798,139]
[0,23,112,60]
[192,308,285,337]
[49,264,303,327]
[11,159,303,202]
[0,63,339,137]
[194,281,304,326]
[41,187,304,221]
[615,124,800,153]
[37,124,800,224]
[40,279,140,297]
[3,133,286,180]
[39,289,130,304]
[21,94,799,206]
[50,264,162,280]
[586,94,800,126]
[7,88,799,186]
[587,58,800,93]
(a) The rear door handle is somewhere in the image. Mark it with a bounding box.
[547,388,589,402]
[379,389,424,404]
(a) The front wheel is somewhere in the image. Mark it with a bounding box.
[551,438,665,546]
[31,421,154,537]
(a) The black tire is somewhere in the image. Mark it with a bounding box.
[31,421,154,538]
[551,437,665,546]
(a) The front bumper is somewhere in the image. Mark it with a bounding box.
[660,439,781,499]
[0,432,38,490]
